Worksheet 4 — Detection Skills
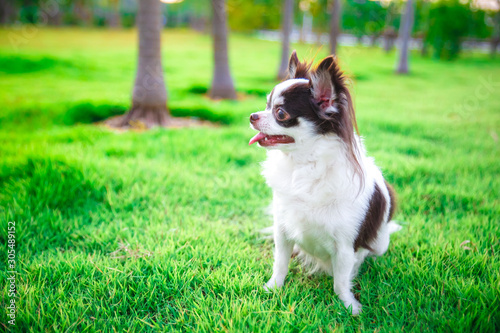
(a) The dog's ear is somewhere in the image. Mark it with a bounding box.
[288,51,299,78]
[311,56,362,182]
[310,56,337,116]
[288,51,311,79]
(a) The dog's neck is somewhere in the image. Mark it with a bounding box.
[275,134,360,166]
[263,134,365,201]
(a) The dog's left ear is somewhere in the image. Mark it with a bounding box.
[288,51,300,79]
[310,56,337,116]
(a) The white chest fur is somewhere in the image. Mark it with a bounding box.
[261,140,376,260]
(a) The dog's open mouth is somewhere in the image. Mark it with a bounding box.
[249,132,295,147]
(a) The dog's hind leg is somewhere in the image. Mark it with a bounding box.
[331,244,362,315]
[369,221,402,256]
[264,228,294,291]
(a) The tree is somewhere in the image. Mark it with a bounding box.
[277,0,293,80]
[396,0,414,74]
[382,1,398,53]
[0,0,16,25]
[425,0,468,60]
[121,0,169,127]
[106,0,121,28]
[342,0,385,45]
[73,0,93,26]
[227,0,280,32]
[490,0,500,58]
[329,0,341,55]
[209,0,237,99]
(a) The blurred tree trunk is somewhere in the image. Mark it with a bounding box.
[46,5,63,26]
[278,0,293,79]
[300,12,312,43]
[189,15,208,32]
[491,6,500,58]
[396,0,414,74]
[420,32,429,56]
[492,38,500,59]
[382,2,396,53]
[188,2,209,32]
[418,1,430,57]
[121,0,169,127]
[0,0,15,25]
[329,0,341,55]
[370,34,381,47]
[107,0,121,28]
[209,0,236,99]
[383,27,397,53]
[74,0,93,26]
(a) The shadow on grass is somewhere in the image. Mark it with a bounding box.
[0,101,236,129]
[169,106,234,125]
[63,102,127,125]
[65,101,236,126]
[0,55,77,74]
[0,102,128,129]
[187,85,209,95]
[0,158,116,255]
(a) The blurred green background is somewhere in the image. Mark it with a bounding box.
[3,0,500,59]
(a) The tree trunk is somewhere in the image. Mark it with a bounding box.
[121,0,169,128]
[0,0,15,25]
[107,0,121,28]
[74,0,93,26]
[491,38,500,58]
[329,0,341,55]
[189,15,207,32]
[383,27,397,53]
[45,4,63,26]
[491,8,500,58]
[209,0,236,99]
[396,0,414,74]
[278,0,293,80]
[420,35,428,56]
[301,12,312,43]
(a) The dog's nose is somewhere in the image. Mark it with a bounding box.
[250,113,259,123]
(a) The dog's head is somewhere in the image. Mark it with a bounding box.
[249,51,362,176]
[249,51,359,151]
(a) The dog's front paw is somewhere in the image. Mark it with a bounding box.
[343,299,362,316]
[263,284,273,292]
[263,278,283,292]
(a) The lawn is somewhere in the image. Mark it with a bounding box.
[0,28,499,332]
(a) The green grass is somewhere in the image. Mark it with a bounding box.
[0,28,499,332]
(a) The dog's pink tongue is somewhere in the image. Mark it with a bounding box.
[249,132,267,145]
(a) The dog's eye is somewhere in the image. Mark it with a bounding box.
[276,108,290,121]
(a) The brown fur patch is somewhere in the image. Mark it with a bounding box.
[384,180,397,221]
[291,61,312,80]
[287,51,312,80]
[354,183,387,252]
[311,56,363,184]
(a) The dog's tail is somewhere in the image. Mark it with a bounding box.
[387,221,403,234]
[258,226,274,240]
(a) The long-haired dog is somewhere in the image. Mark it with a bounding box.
[249,51,401,315]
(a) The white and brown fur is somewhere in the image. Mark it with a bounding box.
[249,52,401,315]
